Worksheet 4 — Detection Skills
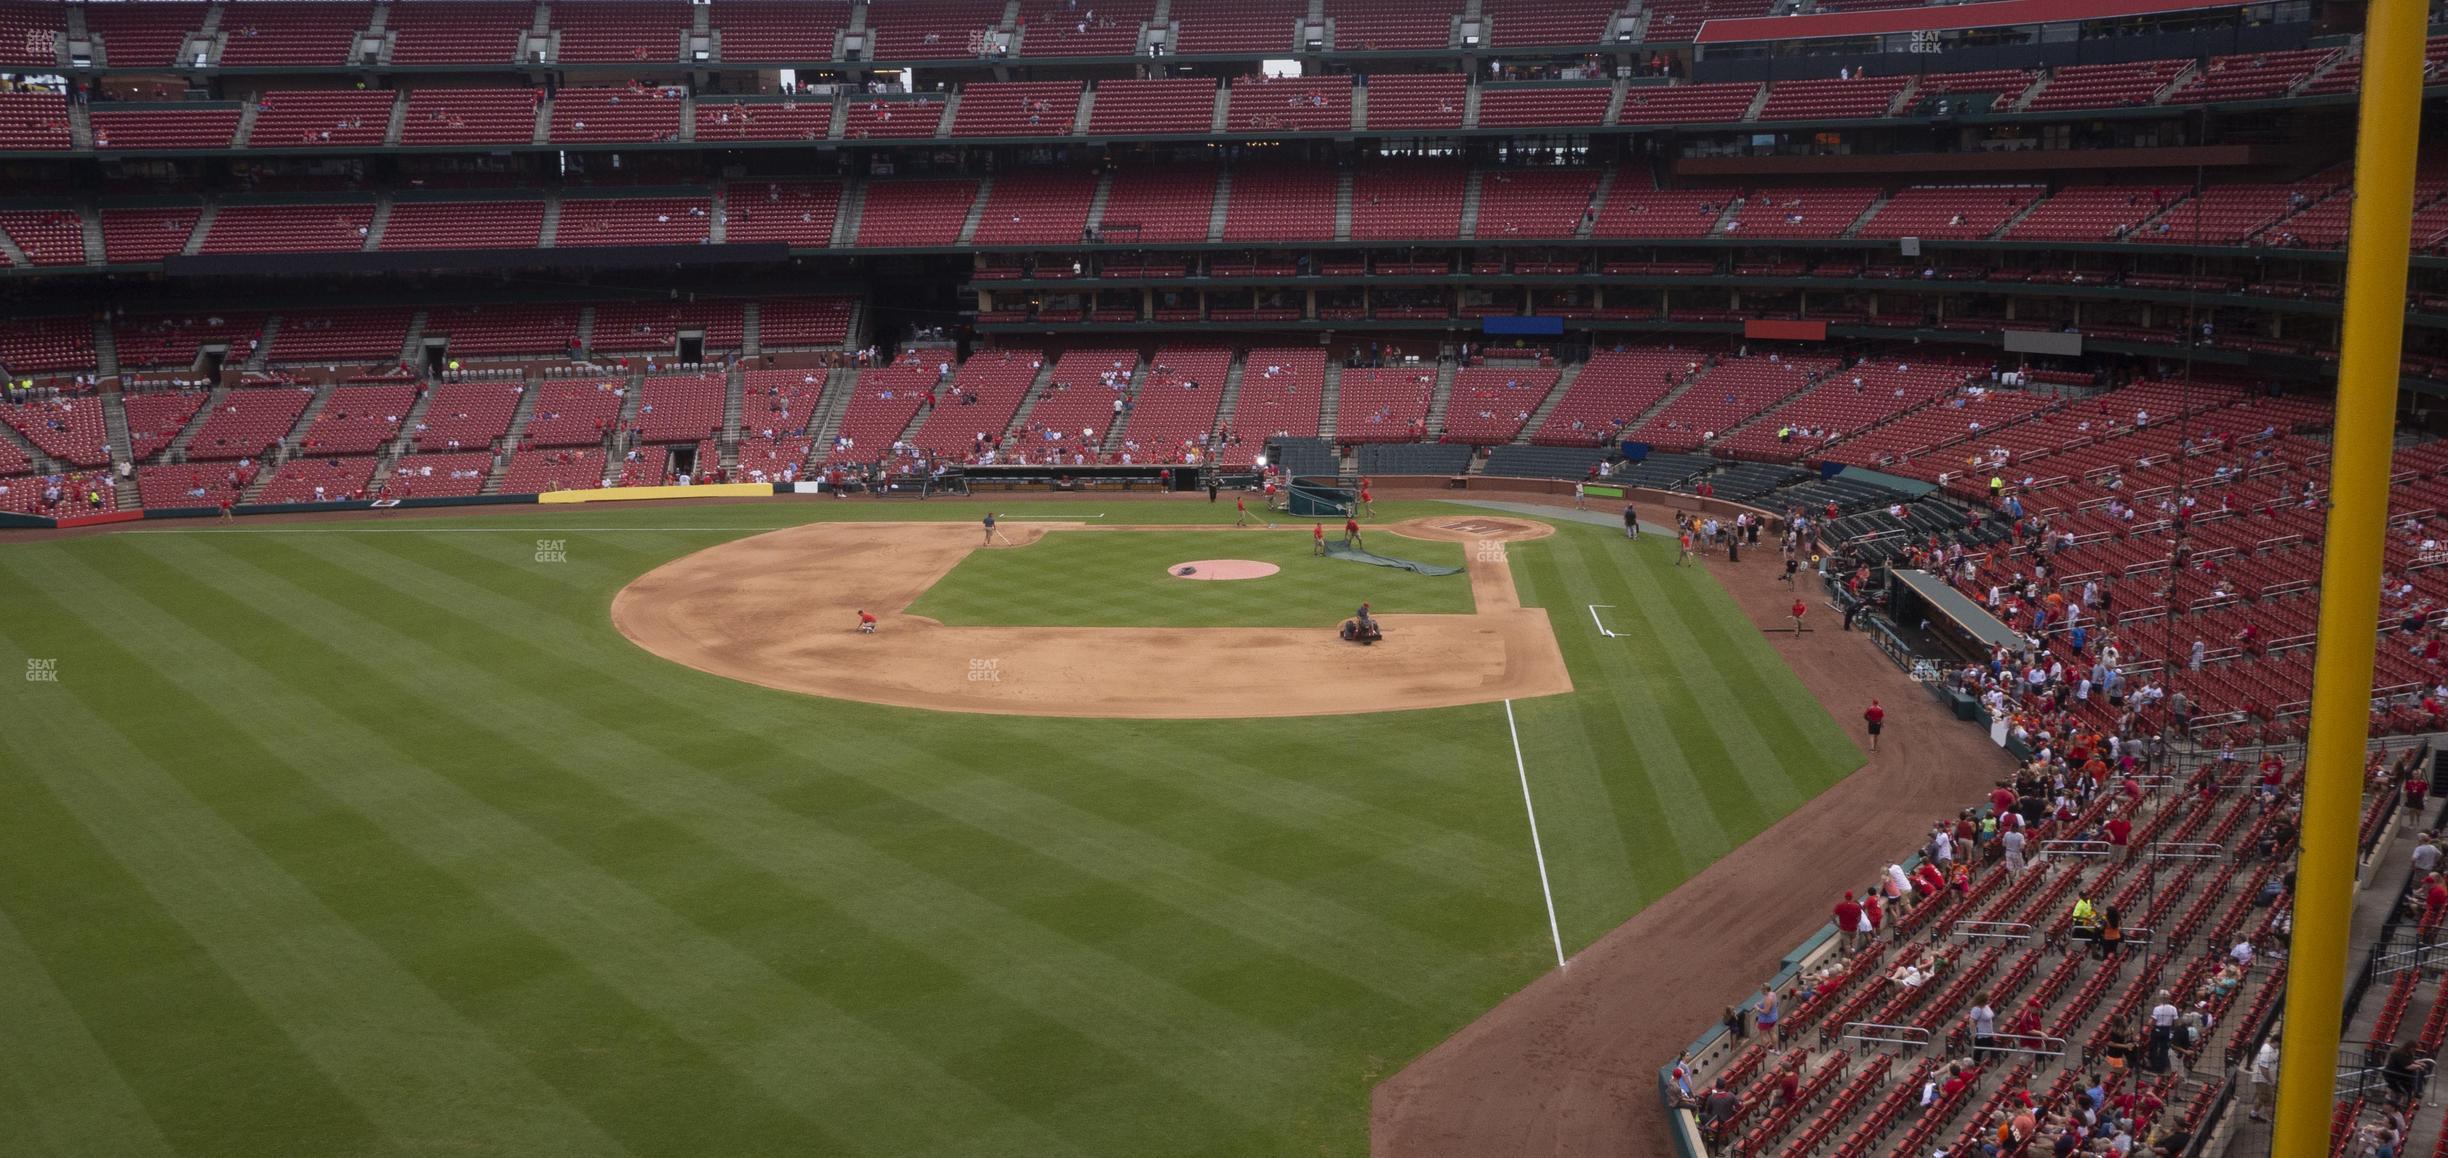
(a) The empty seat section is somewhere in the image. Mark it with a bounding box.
[1017,0,1152,55]
[590,300,745,354]
[1361,73,1465,130]
[1639,0,1771,42]
[217,2,370,65]
[1628,354,1837,452]
[756,297,854,347]
[424,304,580,357]
[2138,181,2335,245]
[117,313,267,369]
[379,199,545,249]
[971,171,1098,245]
[1756,75,1907,119]
[829,361,939,462]
[1484,0,1620,46]
[521,379,624,446]
[0,210,87,265]
[1171,0,1302,54]
[1613,81,1757,124]
[1215,348,1323,463]
[1011,349,1134,463]
[380,452,496,498]
[552,0,688,62]
[185,387,315,460]
[712,0,852,60]
[1533,347,1694,445]
[0,317,97,377]
[725,181,841,246]
[549,87,683,143]
[91,106,241,150]
[1857,185,2043,240]
[1120,347,1231,458]
[2169,48,2336,103]
[1441,367,1558,445]
[1351,162,1465,241]
[0,0,62,66]
[1720,186,1879,239]
[139,462,252,508]
[842,97,943,138]
[1087,77,1216,133]
[102,208,201,263]
[1227,75,1350,132]
[1336,367,1437,444]
[1593,183,1737,239]
[384,0,531,65]
[123,390,208,459]
[411,383,521,451]
[907,350,1042,457]
[86,3,205,67]
[633,373,727,442]
[2,393,112,463]
[497,448,607,493]
[866,0,1006,59]
[1324,0,1453,50]
[2025,59,2186,110]
[201,203,375,253]
[1222,166,1334,241]
[555,197,711,246]
[294,384,418,455]
[245,89,395,147]
[1477,85,1612,128]
[400,88,538,146]
[2003,186,2169,242]
[1094,167,1215,243]
[854,180,979,246]
[267,309,412,364]
[0,91,71,150]
[1473,169,1600,238]
[694,98,834,141]
[1716,358,1979,461]
[951,81,1082,136]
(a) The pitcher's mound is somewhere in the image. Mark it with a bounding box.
[1169,559,1281,581]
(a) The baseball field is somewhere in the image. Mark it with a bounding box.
[0,497,1862,1157]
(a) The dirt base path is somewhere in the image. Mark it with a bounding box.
[610,518,1572,720]
[1371,493,2014,1157]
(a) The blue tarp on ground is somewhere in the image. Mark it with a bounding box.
[1322,540,1463,576]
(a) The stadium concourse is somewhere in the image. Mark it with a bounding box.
[3,0,2447,1152]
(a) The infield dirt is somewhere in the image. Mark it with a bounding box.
[610,516,1571,719]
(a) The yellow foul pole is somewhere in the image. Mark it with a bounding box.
[2272,0,2427,1151]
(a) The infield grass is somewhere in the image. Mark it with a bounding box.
[0,497,1860,1157]
[907,529,1470,627]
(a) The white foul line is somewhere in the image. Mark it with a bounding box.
[1587,603,1620,638]
[1505,699,1568,969]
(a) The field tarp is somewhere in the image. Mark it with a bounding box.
[1323,541,1463,576]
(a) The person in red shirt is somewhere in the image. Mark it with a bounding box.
[1863,700,1885,751]
[1676,529,1695,567]
[1861,893,1885,937]
[856,608,877,634]
[1235,495,1252,527]
[2105,813,2133,860]
[1790,599,1808,635]
[1359,483,1374,516]
[1312,520,1327,556]
[1344,516,1363,548]
[1833,890,1865,952]
[1915,861,1946,898]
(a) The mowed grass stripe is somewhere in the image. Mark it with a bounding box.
[66,547,1087,1156]
[163,536,1319,1146]
[907,531,1471,627]
[0,895,179,1157]
[0,589,632,1158]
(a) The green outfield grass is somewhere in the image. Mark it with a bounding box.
[0,498,1861,1158]
[907,529,1470,627]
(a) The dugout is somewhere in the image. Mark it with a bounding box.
[1287,475,1357,517]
